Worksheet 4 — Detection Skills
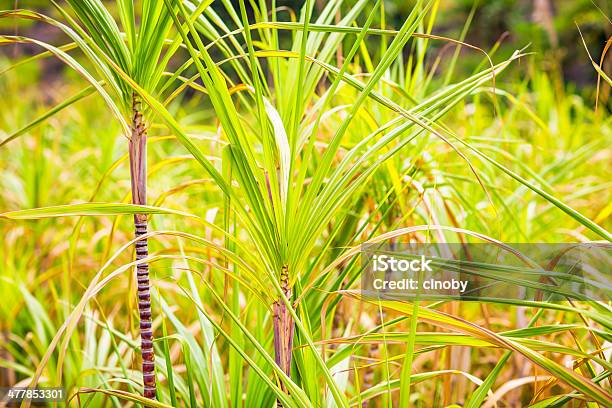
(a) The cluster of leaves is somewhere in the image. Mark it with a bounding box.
[0,0,610,407]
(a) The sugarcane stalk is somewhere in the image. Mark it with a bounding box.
[273,264,294,407]
[129,93,156,399]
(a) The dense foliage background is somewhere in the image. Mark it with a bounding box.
[0,1,610,407]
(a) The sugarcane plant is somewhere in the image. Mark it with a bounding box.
[0,0,183,399]
[2,0,612,406]
[169,1,611,406]
[159,0,538,406]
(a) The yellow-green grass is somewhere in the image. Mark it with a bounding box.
[0,0,610,407]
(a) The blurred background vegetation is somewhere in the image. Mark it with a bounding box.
[381,0,610,90]
[0,1,610,406]
[1,0,610,105]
